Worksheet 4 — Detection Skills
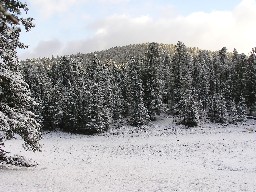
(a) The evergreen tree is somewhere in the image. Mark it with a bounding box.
[192,50,211,115]
[179,89,199,127]
[208,93,228,123]
[161,54,172,109]
[119,64,129,117]
[231,49,246,104]
[127,58,149,126]
[244,49,256,115]
[0,1,41,155]
[171,41,192,114]
[208,48,229,123]
[175,42,199,126]
[58,56,79,132]
[227,100,238,123]
[236,96,247,122]
[83,55,110,133]
[142,42,162,120]
[110,64,125,122]
[21,59,53,130]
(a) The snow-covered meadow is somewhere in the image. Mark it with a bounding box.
[1,117,256,192]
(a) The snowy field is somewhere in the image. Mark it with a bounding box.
[1,117,256,192]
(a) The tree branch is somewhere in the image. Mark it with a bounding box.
[0,3,19,25]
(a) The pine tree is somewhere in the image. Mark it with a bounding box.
[83,55,110,134]
[58,56,79,132]
[231,49,246,104]
[0,1,41,155]
[175,42,199,127]
[0,68,41,150]
[207,48,229,123]
[244,49,256,115]
[171,41,192,114]
[228,100,238,123]
[236,97,247,122]
[21,59,53,130]
[48,58,65,129]
[127,58,149,126]
[231,51,248,120]
[110,64,125,122]
[161,54,172,110]
[179,89,199,127]
[142,43,162,120]
[192,50,211,115]
[119,64,129,117]
[208,93,228,123]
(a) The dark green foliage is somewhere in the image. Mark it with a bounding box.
[126,58,149,126]
[161,55,172,106]
[192,50,211,113]
[18,43,256,132]
[244,50,256,115]
[172,42,200,127]
[141,42,162,120]
[82,56,110,133]
[0,0,41,153]
[170,41,191,114]
[208,93,228,123]
[179,89,199,127]
[231,50,246,104]
[111,65,126,121]
[236,97,247,122]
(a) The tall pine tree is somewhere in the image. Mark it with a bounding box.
[83,55,110,134]
[244,49,256,115]
[127,58,149,126]
[142,43,162,120]
[0,1,41,154]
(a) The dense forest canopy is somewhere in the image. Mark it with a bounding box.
[20,42,256,133]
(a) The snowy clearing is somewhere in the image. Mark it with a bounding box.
[1,117,256,192]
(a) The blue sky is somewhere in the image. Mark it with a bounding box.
[19,0,256,58]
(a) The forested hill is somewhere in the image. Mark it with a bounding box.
[20,42,256,134]
[21,43,198,69]
[93,43,201,66]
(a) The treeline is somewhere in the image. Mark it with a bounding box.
[20,42,256,133]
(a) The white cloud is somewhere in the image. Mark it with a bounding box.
[96,28,108,36]
[20,40,63,59]
[61,0,255,55]
[22,0,256,59]
[31,0,81,18]
[30,0,130,19]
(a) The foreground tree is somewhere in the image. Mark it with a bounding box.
[0,1,41,164]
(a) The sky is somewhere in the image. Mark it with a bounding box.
[19,0,256,59]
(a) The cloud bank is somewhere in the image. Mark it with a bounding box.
[21,0,256,59]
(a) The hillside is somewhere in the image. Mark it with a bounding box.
[20,42,256,133]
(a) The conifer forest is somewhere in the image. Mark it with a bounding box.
[2,1,256,191]
[19,42,256,134]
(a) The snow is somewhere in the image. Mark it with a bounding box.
[1,117,256,192]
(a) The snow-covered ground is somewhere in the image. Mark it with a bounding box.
[1,117,256,192]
